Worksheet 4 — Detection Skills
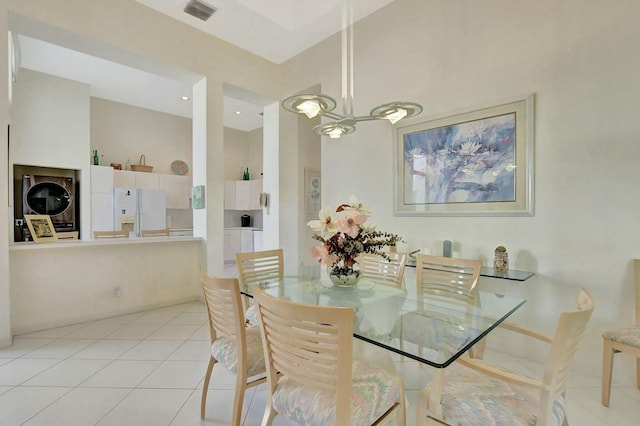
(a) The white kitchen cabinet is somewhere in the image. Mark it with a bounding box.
[173,176,192,209]
[113,170,135,187]
[224,228,254,262]
[224,179,262,210]
[91,193,114,231]
[90,165,114,193]
[235,181,251,210]
[249,179,262,210]
[91,166,115,233]
[159,174,192,209]
[134,171,159,189]
[113,170,158,189]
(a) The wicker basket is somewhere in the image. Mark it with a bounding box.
[131,154,153,173]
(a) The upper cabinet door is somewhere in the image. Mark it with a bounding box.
[235,181,251,210]
[157,174,174,208]
[134,171,159,190]
[249,179,262,210]
[173,176,192,209]
[90,165,114,193]
[113,169,135,188]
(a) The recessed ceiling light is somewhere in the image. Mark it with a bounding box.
[234,110,241,115]
[181,96,189,101]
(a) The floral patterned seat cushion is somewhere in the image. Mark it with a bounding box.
[211,326,265,377]
[438,363,566,426]
[602,327,640,347]
[270,360,402,426]
[245,304,259,325]
[395,311,477,357]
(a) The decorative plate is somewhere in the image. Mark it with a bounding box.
[171,160,189,175]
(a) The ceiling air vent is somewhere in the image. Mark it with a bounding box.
[184,0,217,21]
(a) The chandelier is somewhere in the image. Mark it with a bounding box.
[282,2,422,139]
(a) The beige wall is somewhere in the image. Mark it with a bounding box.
[91,97,192,176]
[281,0,640,384]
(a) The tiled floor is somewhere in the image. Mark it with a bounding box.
[0,301,639,425]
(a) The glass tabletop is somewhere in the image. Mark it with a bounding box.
[241,276,526,368]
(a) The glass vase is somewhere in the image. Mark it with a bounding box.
[327,263,362,288]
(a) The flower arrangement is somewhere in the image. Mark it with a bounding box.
[307,195,402,282]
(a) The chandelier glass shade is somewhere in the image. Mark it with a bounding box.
[281,2,422,139]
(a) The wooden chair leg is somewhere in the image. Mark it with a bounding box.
[201,357,216,419]
[636,357,640,390]
[416,387,430,426]
[262,404,277,426]
[602,339,615,407]
[232,372,247,426]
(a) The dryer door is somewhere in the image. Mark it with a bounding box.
[25,181,72,216]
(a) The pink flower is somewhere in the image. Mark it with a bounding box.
[336,210,366,238]
[311,245,338,268]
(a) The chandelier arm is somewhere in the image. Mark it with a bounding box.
[322,111,345,120]
[353,115,384,122]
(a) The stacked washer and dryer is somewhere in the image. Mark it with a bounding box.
[18,173,77,241]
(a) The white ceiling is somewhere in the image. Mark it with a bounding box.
[15,0,393,132]
[135,0,393,64]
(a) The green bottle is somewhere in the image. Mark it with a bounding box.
[93,150,99,165]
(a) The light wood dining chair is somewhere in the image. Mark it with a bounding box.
[235,248,284,286]
[236,249,284,324]
[252,287,406,426]
[417,289,595,426]
[140,228,170,237]
[416,254,482,298]
[602,258,640,406]
[359,252,407,289]
[395,254,483,360]
[93,230,129,239]
[199,272,266,425]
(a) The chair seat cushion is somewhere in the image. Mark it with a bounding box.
[602,327,640,347]
[271,360,402,426]
[211,326,265,377]
[245,304,259,325]
[438,363,566,426]
[396,312,477,357]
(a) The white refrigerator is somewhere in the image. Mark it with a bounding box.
[113,188,166,237]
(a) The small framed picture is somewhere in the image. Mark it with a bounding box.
[24,214,58,243]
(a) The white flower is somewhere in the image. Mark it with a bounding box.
[306,207,338,238]
[360,221,378,233]
[344,194,372,217]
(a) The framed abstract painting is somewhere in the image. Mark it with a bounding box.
[394,94,534,216]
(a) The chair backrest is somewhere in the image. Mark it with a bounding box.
[57,231,79,240]
[416,254,482,298]
[199,271,247,346]
[141,228,170,237]
[253,287,354,424]
[359,252,407,289]
[634,259,640,325]
[542,289,595,420]
[236,249,284,286]
[93,230,129,239]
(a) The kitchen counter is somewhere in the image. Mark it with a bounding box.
[9,236,200,251]
[9,236,202,335]
[224,227,262,230]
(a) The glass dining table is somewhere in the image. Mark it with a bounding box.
[240,275,526,369]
